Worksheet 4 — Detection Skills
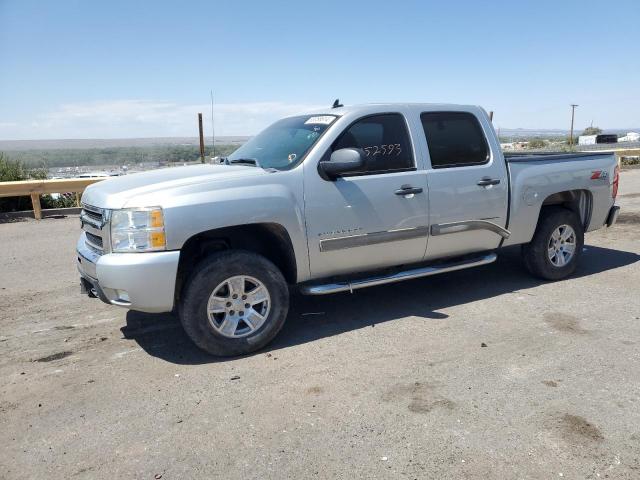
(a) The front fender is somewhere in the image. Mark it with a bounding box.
[142,175,310,282]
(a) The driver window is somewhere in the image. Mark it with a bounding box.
[332,113,414,175]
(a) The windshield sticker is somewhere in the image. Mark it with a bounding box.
[305,116,336,125]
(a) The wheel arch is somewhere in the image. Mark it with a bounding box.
[540,189,593,231]
[521,203,585,280]
[174,222,297,303]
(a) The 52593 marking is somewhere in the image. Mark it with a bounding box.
[363,143,402,157]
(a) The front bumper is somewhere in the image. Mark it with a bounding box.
[77,233,180,313]
[606,205,620,227]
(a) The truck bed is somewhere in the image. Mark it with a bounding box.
[502,150,617,247]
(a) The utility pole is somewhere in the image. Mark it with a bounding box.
[569,104,578,148]
[210,90,216,159]
[198,113,205,163]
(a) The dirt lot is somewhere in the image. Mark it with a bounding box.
[2,171,640,479]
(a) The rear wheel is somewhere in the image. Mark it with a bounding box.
[522,207,584,280]
[180,250,289,356]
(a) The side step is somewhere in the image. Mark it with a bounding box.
[299,253,497,295]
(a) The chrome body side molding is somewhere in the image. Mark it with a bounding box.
[300,252,497,295]
[430,220,510,239]
[319,226,430,252]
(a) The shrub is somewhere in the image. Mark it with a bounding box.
[0,152,77,213]
[41,193,78,209]
[527,139,546,149]
[0,152,32,212]
[621,156,640,166]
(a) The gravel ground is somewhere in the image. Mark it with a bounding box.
[1,171,640,479]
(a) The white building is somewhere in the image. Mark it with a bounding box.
[619,132,640,142]
[578,135,597,145]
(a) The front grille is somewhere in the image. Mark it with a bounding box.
[81,204,106,254]
[83,208,103,223]
[85,232,103,249]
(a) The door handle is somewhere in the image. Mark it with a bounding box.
[477,177,501,187]
[395,185,423,196]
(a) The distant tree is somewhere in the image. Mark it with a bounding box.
[581,126,602,136]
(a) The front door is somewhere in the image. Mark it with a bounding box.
[304,113,429,278]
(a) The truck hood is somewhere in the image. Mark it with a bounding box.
[81,164,267,209]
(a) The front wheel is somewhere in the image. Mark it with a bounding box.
[522,207,584,280]
[180,250,289,356]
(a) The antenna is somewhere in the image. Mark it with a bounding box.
[210,90,215,158]
[332,98,343,108]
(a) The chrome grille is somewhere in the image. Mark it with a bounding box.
[85,232,103,249]
[83,208,103,223]
[80,204,106,254]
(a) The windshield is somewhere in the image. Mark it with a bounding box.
[227,115,337,170]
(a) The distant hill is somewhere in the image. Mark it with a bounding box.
[1,141,243,168]
[0,136,250,151]
[3,129,640,151]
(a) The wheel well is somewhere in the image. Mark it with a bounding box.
[175,223,297,301]
[541,189,592,230]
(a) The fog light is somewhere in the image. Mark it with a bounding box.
[116,290,130,302]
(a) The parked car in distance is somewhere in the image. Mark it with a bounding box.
[77,103,621,356]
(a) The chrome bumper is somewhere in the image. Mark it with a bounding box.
[77,233,180,313]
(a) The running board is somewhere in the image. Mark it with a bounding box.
[299,253,497,295]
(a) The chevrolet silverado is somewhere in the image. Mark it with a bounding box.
[77,103,620,355]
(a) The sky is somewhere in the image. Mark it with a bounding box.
[0,0,638,140]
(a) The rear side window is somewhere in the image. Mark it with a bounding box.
[332,113,414,174]
[420,112,489,168]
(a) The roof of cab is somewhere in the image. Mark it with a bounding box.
[304,103,486,117]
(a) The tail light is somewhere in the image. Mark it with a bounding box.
[612,165,620,199]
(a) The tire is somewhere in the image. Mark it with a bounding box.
[179,250,289,356]
[522,206,584,280]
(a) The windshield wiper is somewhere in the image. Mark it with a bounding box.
[227,157,261,167]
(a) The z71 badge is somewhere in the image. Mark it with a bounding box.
[590,170,609,180]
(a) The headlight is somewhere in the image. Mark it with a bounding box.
[110,207,166,253]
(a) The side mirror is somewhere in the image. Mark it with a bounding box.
[318,148,365,180]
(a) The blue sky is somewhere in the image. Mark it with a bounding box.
[1,0,638,140]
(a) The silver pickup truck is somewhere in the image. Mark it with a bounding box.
[77,103,620,356]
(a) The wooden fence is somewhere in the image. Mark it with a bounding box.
[0,178,105,219]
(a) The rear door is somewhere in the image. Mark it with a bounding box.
[418,109,509,260]
[304,112,429,278]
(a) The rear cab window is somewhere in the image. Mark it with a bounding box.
[331,113,415,175]
[420,111,490,169]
